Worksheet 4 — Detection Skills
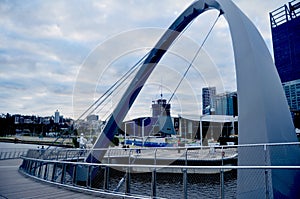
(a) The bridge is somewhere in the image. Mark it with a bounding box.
[1,143,299,198]
[0,149,103,199]
[1,0,300,198]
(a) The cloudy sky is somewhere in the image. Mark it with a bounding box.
[0,0,288,120]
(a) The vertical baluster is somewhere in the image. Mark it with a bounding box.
[183,168,187,199]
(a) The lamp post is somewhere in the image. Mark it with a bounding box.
[199,115,204,147]
[142,118,147,147]
[178,114,182,137]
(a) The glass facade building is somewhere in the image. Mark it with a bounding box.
[213,92,238,116]
[283,79,300,111]
[270,1,300,128]
[202,87,216,115]
[270,0,300,83]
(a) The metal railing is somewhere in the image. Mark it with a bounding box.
[19,142,300,198]
[0,148,29,160]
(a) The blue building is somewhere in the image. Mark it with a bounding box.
[213,92,238,116]
[270,0,300,83]
[270,0,300,128]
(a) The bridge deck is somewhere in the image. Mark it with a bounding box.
[0,159,104,199]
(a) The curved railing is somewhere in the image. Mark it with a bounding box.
[0,148,29,160]
[19,143,300,199]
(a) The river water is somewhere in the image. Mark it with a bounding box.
[108,170,237,198]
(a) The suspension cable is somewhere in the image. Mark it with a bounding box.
[168,13,221,104]
[144,13,221,143]
[78,11,220,124]
[76,51,150,121]
[78,16,198,122]
[143,13,221,142]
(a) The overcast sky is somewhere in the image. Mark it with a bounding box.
[0,0,288,120]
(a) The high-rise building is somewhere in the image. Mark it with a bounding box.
[270,1,300,83]
[54,110,59,124]
[202,87,216,115]
[213,92,238,116]
[270,1,300,127]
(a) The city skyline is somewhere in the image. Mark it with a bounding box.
[0,0,288,119]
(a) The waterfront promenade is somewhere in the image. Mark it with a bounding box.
[0,159,103,199]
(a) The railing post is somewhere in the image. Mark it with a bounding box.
[151,169,157,198]
[73,164,77,185]
[154,148,157,165]
[264,144,270,199]
[23,159,28,171]
[220,168,224,199]
[125,167,131,194]
[52,163,57,182]
[185,148,188,166]
[30,161,35,175]
[221,146,224,166]
[32,161,36,176]
[37,161,42,178]
[103,166,110,190]
[183,168,187,199]
[87,165,92,188]
[104,148,110,190]
[125,149,132,194]
[43,163,48,180]
[28,160,32,172]
[61,163,66,184]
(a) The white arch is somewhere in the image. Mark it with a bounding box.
[88,1,299,197]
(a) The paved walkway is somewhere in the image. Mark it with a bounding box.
[0,159,105,199]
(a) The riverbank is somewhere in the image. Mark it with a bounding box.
[0,136,74,148]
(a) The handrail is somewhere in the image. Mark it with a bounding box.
[19,142,300,199]
[0,148,29,160]
[20,155,300,170]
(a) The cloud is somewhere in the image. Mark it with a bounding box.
[0,0,287,119]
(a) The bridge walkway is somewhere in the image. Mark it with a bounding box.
[0,159,105,199]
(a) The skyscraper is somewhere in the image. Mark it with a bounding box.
[213,91,238,116]
[202,87,216,115]
[270,1,300,83]
[270,0,300,127]
[54,110,59,124]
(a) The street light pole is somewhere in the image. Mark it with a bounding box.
[199,115,203,147]
[142,118,147,147]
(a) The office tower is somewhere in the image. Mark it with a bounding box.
[270,1,300,127]
[202,87,216,115]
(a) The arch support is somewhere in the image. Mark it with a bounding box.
[87,1,299,197]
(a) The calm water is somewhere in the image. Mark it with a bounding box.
[107,169,237,198]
